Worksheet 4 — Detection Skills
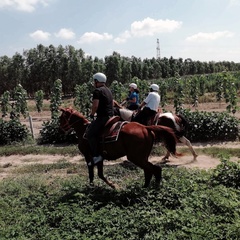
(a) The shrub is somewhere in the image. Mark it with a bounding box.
[38,119,77,144]
[0,119,30,145]
[182,109,239,142]
[35,90,44,113]
[210,157,240,189]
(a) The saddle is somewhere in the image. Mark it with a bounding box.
[148,111,162,125]
[147,108,163,125]
[101,116,127,143]
[84,116,127,143]
[119,109,135,121]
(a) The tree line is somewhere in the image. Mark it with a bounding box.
[1,44,240,96]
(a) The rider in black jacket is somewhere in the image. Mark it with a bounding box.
[87,72,114,166]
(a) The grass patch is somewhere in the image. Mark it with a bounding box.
[1,143,240,160]
[0,160,239,240]
[0,144,79,156]
[12,159,78,174]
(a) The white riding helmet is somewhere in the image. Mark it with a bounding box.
[129,83,137,89]
[93,72,107,83]
[150,84,159,91]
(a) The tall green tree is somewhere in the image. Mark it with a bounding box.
[0,56,11,94]
[50,79,62,120]
[105,52,122,85]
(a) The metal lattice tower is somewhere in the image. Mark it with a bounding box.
[156,39,160,59]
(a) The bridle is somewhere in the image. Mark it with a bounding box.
[60,110,87,133]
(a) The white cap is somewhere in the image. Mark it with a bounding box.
[150,84,159,91]
[129,83,137,89]
[93,72,107,83]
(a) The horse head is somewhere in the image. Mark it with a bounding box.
[59,107,90,133]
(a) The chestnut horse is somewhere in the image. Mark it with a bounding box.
[113,100,198,162]
[59,107,179,188]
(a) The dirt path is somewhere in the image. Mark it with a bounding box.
[0,142,239,180]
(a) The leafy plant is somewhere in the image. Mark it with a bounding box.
[35,90,44,113]
[182,109,239,142]
[210,156,240,189]
[110,80,125,103]
[50,79,62,120]
[38,119,77,144]
[13,84,28,119]
[0,91,10,117]
[0,119,30,145]
[173,77,184,113]
[38,79,77,144]
[73,83,91,116]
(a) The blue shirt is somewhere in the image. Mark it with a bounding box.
[128,92,139,106]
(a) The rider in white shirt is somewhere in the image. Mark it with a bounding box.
[133,84,160,125]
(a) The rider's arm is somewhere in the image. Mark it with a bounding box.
[138,101,146,110]
[90,99,99,116]
[128,97,137,103]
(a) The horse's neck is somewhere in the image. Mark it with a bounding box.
[114,100,125,109]
[72,120,89,138]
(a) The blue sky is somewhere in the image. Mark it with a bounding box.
[0,0,240,62]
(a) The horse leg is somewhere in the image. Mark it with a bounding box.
[143,163,162,187]
[84,155,95,186]
[143,168,153,188]
[161,150,170,163]
[152,164,162,187]
[97,162,116,189]
[160,142,171,163]
[87,165,95,186]
[179,136,198,160]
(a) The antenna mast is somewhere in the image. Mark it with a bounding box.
[156,39,160,59]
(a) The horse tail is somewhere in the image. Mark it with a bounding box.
[176,113,189,137]
[177,113,189,126]
[146,125,182,157]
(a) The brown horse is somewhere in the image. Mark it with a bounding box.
[59,107,179,188]
[113,100,198,162]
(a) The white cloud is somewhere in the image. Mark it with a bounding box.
[114,31,131,43]
[115,18,182,44]
[0,0,51,12]
[130,17,182,37]
[186,31,234,42]
[29,30,51,41]
[229,0,240,6]
[78,32,113,44]
[55,28,75,40]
